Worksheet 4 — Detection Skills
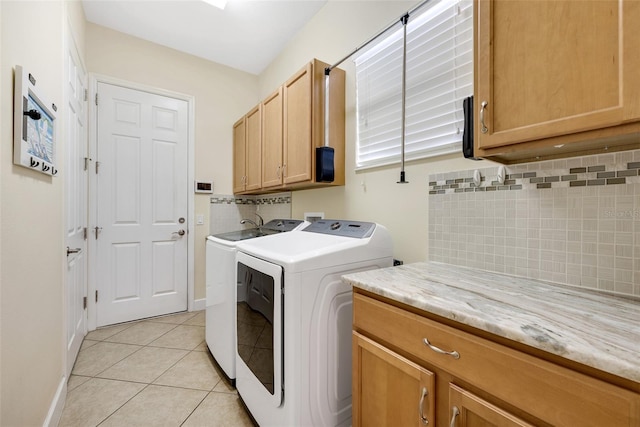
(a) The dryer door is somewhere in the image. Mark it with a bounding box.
[236,251,283,408]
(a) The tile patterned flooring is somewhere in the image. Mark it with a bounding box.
[60,310,254,427]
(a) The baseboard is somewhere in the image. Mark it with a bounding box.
[43,376,67,427]
[193,298,206,312]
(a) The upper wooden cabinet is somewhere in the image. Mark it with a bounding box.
[245,106,262,192]
[261,88,284,189]
[283,62,314,186]
[233,105,262,194]
[234,58,345,194]
[232,117,246,194]
[474,0,640,163]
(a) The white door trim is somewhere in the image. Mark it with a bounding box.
[87,74,195,331]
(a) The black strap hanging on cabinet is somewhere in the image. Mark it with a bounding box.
[397,13,410,184]
[316,68,335,183]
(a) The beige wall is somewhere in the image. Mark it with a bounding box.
[261,1,492,263]
[85,23,259,300]
[0,1,85,424]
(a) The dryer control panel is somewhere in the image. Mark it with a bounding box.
[302,219,376,238]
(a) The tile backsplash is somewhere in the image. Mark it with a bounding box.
[209,192,292,235]
[428,150,640,298]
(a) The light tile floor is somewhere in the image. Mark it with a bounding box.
[60,310,254,427]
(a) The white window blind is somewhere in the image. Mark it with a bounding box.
[354,0,473,169]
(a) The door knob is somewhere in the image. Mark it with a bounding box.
[173,229,186,237]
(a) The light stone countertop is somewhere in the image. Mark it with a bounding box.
[342,261,640,384]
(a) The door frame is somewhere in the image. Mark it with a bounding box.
[87,74,195,331]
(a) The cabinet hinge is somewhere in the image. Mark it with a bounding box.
[84,89,88,102]
[84,157,91,171]
[95,93,98,106]
[83,227,88,240]
[95,161,100,174]
[95,290,98,303]
[83,296,87,310]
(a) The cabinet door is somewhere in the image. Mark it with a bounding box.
[232,117,246,194]
[262,88,283,189]
[448,384,533,427]
[476,0,640,150]
[245,105,262,191]
[353,332,435,427]
[283,62,313,185]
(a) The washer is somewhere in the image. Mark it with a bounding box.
[205,219,308,383]
[234,220,393,426]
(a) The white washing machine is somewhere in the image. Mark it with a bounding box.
[234,220,393,427]
[205,219,308,383]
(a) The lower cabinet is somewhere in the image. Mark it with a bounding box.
[448,384,532,427]
[353,332,435,427]
[353,291,640,427]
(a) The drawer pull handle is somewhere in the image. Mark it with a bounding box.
[480,101,488,133]
[419,387,429,425]
[450,406,460,427]
[423,338,460,359]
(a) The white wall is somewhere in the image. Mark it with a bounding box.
[0,0,4,413]
[261,1,492,263]
[0,1,85,425]
[85,23,259,300]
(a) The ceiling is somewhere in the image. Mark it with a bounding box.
[82,0,328,75]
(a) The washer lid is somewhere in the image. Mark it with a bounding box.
[209,228,280,242]
[236,222,393,272]
[209,219,308,242]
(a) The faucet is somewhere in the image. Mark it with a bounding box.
[240,213,264,229]
[240,219,259,229]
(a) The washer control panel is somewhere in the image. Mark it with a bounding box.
[262,219,307,232]
[302,220,376,238]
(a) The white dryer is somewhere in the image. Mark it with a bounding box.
[205,219,308,383]
[234,220,393,427]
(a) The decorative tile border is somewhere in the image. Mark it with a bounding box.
[429,161,640,195]
[210,192,292,205]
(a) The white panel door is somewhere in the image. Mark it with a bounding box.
[65,32,88,375]
[96,83,188,327]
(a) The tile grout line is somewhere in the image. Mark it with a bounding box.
[69,312,208,426]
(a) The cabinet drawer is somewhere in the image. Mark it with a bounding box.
[353,293,640,426]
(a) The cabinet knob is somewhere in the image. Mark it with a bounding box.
[480,101,488,134]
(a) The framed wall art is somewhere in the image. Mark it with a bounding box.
[13,65,58,176]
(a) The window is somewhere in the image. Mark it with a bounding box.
[354,0,473,169]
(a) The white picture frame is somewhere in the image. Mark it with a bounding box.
[13,65,58,176]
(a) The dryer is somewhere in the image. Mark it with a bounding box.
[234,220,393,426]
[205,218,308,384]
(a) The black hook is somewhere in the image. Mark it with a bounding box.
[24,109,41,120]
